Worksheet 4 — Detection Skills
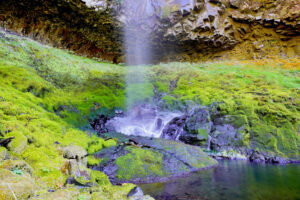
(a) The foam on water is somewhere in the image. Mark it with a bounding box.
[107,105,181,138]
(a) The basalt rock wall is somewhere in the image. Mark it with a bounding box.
[1,0,299,63]
[0,0,122,62]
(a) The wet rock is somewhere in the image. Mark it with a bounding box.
[161,107,213,146]
[181,108,212,146]
[160,104,252,158]
[266,157,288,164]
[127,186,144,199]
[90,114,109,135]
[249,153,289,164]
[154,118,163,131]
[210,124,245,151]
[65,177,92,188]
[161,115,188,140]
[249,152,266,163]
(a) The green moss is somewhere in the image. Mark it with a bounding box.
[162,95,176,104]
[88,138,105,154]
[0,29,131,191]
[151,62,300,158]
[103,139,117,148]
[91,183,136,200]
[90,170,111,186]
[198,129,209,140]
[5,131,28,154]
[115,146,166,180]
[0,28,126,129]
[155,81,169,93]
[87,156,101,166]
[0,147,8,161]
[21,146,66,187]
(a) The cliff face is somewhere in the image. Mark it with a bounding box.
[0,0,121,62]
[1,0,299,63]
[114,0,300,62]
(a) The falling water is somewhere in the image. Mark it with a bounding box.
[122,0,157,110]
[113,0,196,138]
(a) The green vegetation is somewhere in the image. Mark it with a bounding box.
[150,61,300,159]
[0,30,139,199]
[115,146,166,180]
[0,30,126,128]
[0,27,299,199]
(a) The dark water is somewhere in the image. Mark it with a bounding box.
[139,160,300,200]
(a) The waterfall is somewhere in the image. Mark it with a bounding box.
[113,0,193,138]
[207,135,212,151]
[122,0,155,109]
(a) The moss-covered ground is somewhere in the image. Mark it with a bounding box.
[150,60,300,159]
[0,30,141,199]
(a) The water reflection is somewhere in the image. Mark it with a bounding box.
[140,160,300,200]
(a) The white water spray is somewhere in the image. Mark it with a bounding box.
[107,105,182,138]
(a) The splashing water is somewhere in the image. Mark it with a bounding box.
[107,105,182,138]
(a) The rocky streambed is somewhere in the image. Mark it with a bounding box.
[91,103,300,171]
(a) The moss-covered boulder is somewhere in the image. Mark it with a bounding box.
[0,169,39,200]
[93,133,217,184]
[61,145,88,164]
[0,160,33,175]
[5,131,28,154]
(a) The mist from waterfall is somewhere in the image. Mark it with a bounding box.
[116,0,188,138]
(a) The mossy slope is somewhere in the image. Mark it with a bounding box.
[150,61,300,159]
[0,29,142,199]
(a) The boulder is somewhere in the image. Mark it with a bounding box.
[0,169,39,200]
[161,115,187,140]
[161,107,213,146]
[5,131,28,154]
[128,186,144,200]
[90,114,109,135]
[249,152,265,163]
[61,159,90,180]
[93,133,217,184]
[0,160,33,175]
[62,145,88,163]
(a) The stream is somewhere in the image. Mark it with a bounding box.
[139,160,300,200]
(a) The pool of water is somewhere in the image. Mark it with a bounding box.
[139,160,300,200]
